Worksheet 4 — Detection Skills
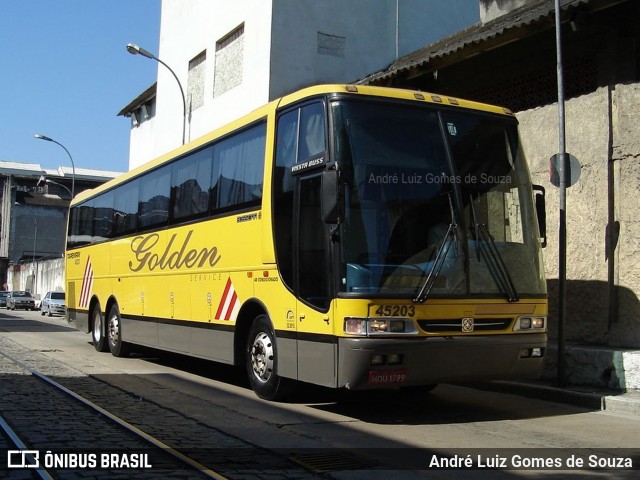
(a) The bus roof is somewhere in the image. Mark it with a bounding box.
[72,84,514,205]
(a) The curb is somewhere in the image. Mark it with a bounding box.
[602,391,640,417]
[470,381,610,411]
[473,380,640,417]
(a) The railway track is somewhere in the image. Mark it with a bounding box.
[0,348,316,479]
[0,350,225,479]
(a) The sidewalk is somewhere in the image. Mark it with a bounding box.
[475,379,640,417]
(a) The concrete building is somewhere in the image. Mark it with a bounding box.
[119,0,479,169]
[0,161,121,295]
[359,0,640,390]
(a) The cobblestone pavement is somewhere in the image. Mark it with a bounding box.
[0,336,320,480]
[5,313,639,480]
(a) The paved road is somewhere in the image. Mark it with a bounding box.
[1,308,639,479]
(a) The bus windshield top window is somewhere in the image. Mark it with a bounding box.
[332,101,546,298]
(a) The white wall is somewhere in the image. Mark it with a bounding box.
[269,0,396,98]
[129,0,479,169]
[8,258,65,300]
[146,0,273,167]
[269,0,479,99]
[128,114,157,168]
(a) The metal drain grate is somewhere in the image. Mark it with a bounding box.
[289,452,372,473]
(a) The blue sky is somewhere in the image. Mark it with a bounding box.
[0,0,161,174]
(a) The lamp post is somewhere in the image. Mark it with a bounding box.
[34,134,76,199]
[127,43,187,145]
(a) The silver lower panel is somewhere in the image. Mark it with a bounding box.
[338,334,547,390]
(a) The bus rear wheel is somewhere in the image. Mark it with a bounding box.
[246,315,292,401]
[107,304,129,357]
[91,305,109,352]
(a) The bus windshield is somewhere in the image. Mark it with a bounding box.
[332,100,546,299]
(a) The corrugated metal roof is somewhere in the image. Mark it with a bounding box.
[0,160,121,181]
[358,0,592,85]
[0,161,45,176]
[117,83,157,117]
[59,166,122,182]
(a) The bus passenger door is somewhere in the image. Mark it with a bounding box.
[295,174,336,387]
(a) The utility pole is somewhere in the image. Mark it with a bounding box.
[554,0,567,387]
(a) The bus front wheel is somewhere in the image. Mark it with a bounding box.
[246,315,292,401]
[107,304,129,357]
[91,305,109,352]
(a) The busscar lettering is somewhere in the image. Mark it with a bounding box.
[291,156,325,173]
[129,231,221,272]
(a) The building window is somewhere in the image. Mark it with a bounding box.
[214,23,244,97]
[188,50,206,111]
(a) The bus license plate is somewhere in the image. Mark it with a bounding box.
[368,369,407,385]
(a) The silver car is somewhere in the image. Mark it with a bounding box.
[7,291,36,310]
[40,291,66,317]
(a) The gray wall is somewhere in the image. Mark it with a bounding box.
[10,203,67,264]
[518,82,640,349]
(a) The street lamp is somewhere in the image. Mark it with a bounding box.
[34,134,76,199]
[127,43,187,145]
[37,175,72,199]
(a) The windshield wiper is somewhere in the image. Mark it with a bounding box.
[469,195,519,302]
[413,194,457,303]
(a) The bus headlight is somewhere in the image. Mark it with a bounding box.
[370,318,406,333]
[344,317,417,336]
[344,317,367,335]
[514,316,547,332]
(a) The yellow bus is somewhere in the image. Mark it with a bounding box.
[66,85,548,400]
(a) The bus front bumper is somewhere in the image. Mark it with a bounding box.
[338,334,547,390]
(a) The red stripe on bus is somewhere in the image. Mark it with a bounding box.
[215,277,233,319]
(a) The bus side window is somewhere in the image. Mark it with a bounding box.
[211,123,266,211]
[171,146,212,222]
[273,102,328,304]
[93,191,114,243]
[276,109,299,174]
[69,201,94,248]
[299,103,325,160]
[113,179,139,236]
[273,109,299,291]
[138,165,171,230]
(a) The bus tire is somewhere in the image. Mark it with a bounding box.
[91,305,109,352]
[107,304,129,358]
[246,315,292,401]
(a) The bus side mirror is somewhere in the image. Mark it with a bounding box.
[533,185,547,248]
[322,169,341,224]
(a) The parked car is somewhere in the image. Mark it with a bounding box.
[7,291,36,310]
[0,291,8,308]
[40,291,66,317]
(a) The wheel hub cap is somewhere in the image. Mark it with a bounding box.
[108,315,120,343]
[250,332,273,383]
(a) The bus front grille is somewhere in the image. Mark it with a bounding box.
[417,318,512,333]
